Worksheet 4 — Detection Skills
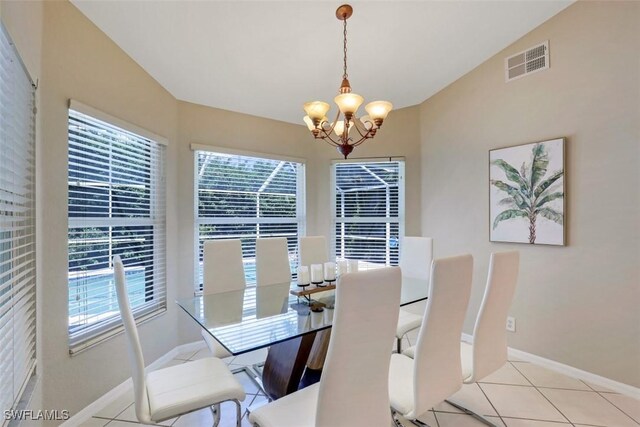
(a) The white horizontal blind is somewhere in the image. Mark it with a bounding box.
[68,109,166,352]
[0,24,37,422]
[195,151,305,288]
[332,161,404,270]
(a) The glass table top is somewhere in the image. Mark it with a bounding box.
[176,275,428,356]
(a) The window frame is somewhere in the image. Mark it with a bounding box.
[330,157,406,268]
[67,101,168,354]
[192,145,306,293]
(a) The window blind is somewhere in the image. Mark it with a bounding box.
[332,160,404,270]
[0,24,37,421]
[68,108,166,352]
[195,151,305,288]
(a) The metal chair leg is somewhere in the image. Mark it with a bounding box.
[391,408,433,427]
[211,403,221,427]
[233,399,242,427]
[445,399,499,427]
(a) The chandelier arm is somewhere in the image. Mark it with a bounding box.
[351,119,368,138]
[351,131,375,146]
[319,131,342,146]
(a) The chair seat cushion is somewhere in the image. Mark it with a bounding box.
[403,341,474,382]
[388,353,416,419]
[201,330,233,358]
[147,357,245,422]
[396,309,423,339]
[248,383,318,427]
[460,341,473,382]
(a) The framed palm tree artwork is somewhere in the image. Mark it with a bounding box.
[489,138,565,245]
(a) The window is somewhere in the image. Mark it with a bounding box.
[0,24,37,419]
[332,160,404,269]
[67,102,166,352]
[195,149,305,288]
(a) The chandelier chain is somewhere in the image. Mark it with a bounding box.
[343,16,348,80]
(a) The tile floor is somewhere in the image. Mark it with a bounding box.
[82,336,640,427]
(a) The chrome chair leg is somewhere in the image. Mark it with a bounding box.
[233,399,242,427]
[445,399,499,427]
[211,403,221,427]
[391,409,433,427]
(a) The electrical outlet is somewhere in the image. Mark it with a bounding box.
[506,316,516,332]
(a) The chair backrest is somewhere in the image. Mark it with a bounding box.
[113,255,151,423]
[255,237,291,286]
[203,239,246,294]
[470,251,519,382]
[400,237,433,281]
[412,254,473,417]
[316,267,402,427]
[299,236,328,267]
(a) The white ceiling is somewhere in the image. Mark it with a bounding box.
[70,0,573,125]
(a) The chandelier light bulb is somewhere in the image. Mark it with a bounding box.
[334,93,364,117]
[303,101,331,121]
[365,101,393,122]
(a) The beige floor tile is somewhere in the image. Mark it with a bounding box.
[479,384,566,422]
[512,364,590,391]
[502,419,570,426]
[105,422,146,426]
[434,412,504,427]
[394,410,438,426]
[79,417,110,426]
[222,355,236,365]
[434,383,497,416]
[174,350,198,361]
[113,403,175,426]
[234,370,262,395]
[233,348,268,366]
[583,381,620,394]
[189,347,213,361]
[162,359,186,368]
[94,389,134,419]
[599,393,640,423]
[479,363,530,386]
[540,388,639,426]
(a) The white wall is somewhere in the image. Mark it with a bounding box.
[418,0,640,387]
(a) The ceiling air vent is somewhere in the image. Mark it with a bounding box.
[505,41,549,82]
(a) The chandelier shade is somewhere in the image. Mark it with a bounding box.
[302,4,393,158]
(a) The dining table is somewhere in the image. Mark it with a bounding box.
[176,274,429,400]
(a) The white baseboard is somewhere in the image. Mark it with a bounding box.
[60,340,206,427]
[461,333,640,399]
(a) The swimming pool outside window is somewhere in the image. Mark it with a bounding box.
[67,103,167,353]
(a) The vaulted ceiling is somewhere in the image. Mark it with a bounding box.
[71,1,573,124]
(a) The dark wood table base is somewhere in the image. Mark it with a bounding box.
[262,333,318,400]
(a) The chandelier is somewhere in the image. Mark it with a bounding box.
[303,4,393,159]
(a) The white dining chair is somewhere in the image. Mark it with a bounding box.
[113,255,246,426]
[445,251,519,423]
[389,254,473,427]
[248,267,402,427]
[201,239,247,358]
[396,236,433,353]
[256,237,291,286]
[299,235,328,267]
